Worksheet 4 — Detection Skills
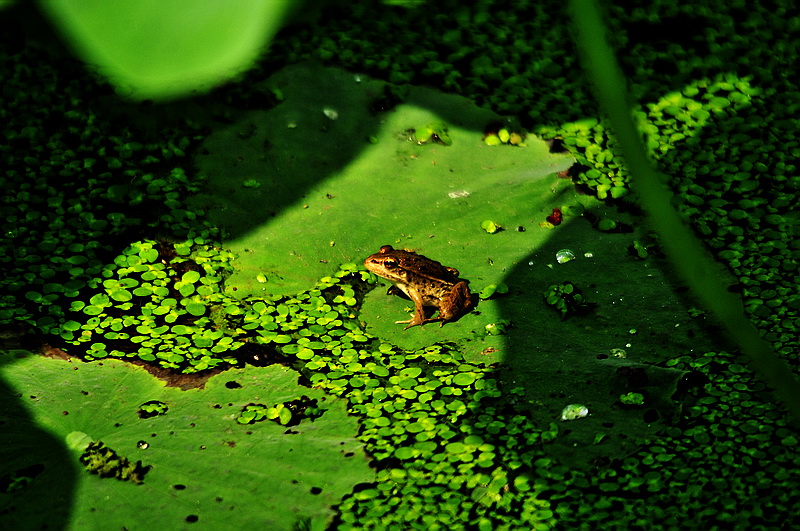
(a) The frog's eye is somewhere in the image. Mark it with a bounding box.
[384,258,398,269]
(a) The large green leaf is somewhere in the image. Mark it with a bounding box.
[39,0,292,100]
[0,351,372,530]
[192,64,575,342]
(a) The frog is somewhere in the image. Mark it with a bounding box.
[364,245,473,329]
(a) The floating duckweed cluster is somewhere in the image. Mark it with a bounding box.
[237,396,324,426]
[411,122,452,145]
[533,74,759,200]
[543,281,590,319]
[137,400,169,419]
[659,99,800,371]
[80,441,151,485]
[484,127,525,146]
[280,290,558,529]
[52,238,239,371]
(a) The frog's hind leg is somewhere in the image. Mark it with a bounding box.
[438,281,473,326]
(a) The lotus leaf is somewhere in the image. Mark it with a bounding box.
[0,351,373,530]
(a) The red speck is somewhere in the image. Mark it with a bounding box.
[62,411,69,415]
[546,208,563,226]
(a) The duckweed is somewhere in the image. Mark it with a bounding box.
[479,283,509,300]
[544,281,591,318]
[535,75,760,200]
[48,238,241,371]
[237,397,325,426]
[619,392,645,406]
[480,220,502,234]
[80,441,151,484]
[137,400,169,419]
[412,122,452,146]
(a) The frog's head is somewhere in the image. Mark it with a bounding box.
[364,245,409,283]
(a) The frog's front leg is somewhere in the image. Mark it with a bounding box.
[395,288,432,329]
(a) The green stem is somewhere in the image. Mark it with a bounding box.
[568,0,800,423]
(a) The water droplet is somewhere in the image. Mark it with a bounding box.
[556,249,576,264]
[447,190,471,198]
[137,441,149,449]
[323,107,339,120]
[584,252,594,258]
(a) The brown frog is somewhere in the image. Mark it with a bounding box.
[364,245,473,329]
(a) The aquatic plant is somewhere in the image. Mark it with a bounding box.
[79,441,151,484]
[543,281,590,319]
[37,0,294,99]
[1,355,371,528]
